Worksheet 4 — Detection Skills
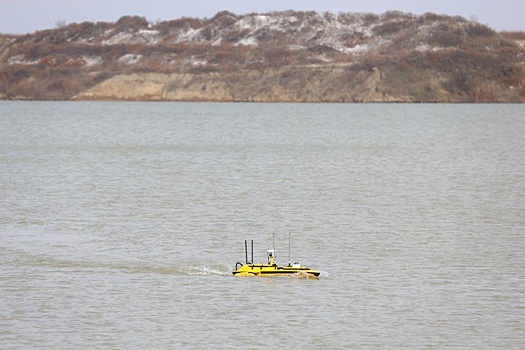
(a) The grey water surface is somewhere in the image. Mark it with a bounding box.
[1,101,524,349]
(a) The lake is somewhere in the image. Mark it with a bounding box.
[1,101,524,349]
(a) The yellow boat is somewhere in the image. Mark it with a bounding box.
[233,237,320,279]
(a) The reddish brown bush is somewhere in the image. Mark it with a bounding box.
[500,31,525,40]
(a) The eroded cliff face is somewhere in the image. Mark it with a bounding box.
[75,73,233,101]
[74,67,418,102]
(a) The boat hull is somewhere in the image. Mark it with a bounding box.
[233,263,320,278]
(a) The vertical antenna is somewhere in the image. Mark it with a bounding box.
[273,232,276,259]
[251,240,254,265]
[288,232,291,266]
[245,240,248,264]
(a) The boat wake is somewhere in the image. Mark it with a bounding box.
[5,252,233,276]
[125,264,233,276]
[84,262,233,276]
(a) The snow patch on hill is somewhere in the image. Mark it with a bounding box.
[119,54,142,65]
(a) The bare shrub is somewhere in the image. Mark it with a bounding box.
[363,13,380,25]
[430,30,463,47]
[373,21,406,35]
[500,31,525,40]
[382,11,405,21]
[337,12,359,25]
[210,11,238,27]
[115,16,149,31]
[465,23,495,37]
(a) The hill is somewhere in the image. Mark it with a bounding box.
[1,11,524,102]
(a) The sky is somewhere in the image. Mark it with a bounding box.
[1,0,523,34]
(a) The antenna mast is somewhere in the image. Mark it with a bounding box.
[288,232,292,266]
[272,232,276,259]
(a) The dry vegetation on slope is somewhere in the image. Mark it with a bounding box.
[1,11,524,102]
